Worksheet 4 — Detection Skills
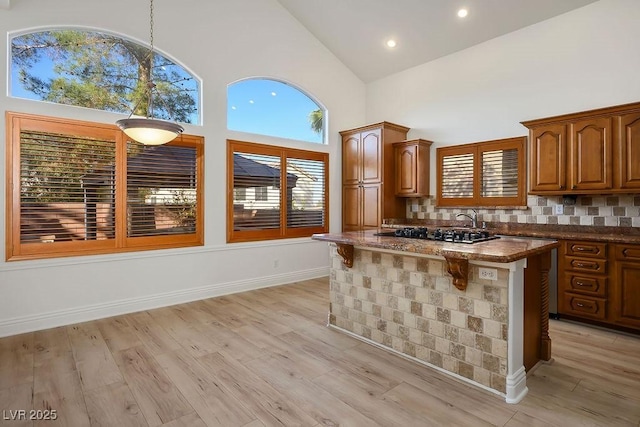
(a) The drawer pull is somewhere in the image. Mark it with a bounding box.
[576,281,587,287]
[575,246,596,253]
[576,303,585,307]
[575,262,597,269]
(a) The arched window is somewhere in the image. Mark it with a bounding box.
[10,28,200,124]
[227,78,325,144]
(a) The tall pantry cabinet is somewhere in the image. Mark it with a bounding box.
[340,122,409,231]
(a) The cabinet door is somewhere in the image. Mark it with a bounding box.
[342,185,361,232]
[530,125,566,192]
[619,112,640,189]
[395,143,418,196]
[361,183,382,229]
[570,117,613,191]
[361,129,382,183]
[612,261,640,328]
[342,133,361,186]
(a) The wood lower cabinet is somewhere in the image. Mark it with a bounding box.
[612,244,640,329]
[559,240,640,332]
[340,122,408,231]
[393,139,432,197]
[342,183,382,231]
[522,101,640,195]
[559,240,608,321]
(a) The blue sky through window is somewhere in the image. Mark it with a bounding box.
[227,79,323,144]
[10,30,200,124]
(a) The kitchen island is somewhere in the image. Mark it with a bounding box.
[312,229,558,403]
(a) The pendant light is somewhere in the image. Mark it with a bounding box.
[116,0,184,145]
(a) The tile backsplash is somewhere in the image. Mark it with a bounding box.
[407,195,640,228]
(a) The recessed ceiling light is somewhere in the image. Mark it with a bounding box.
[457,8,468,18]
[386,39,397,48]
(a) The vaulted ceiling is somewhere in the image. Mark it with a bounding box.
[276,0,599,82]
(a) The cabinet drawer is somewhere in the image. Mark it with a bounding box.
[562,293,607,320]
[565,241,607,258]
[565,256,607,274]
[565,274,607,297]
[615,244,640,261]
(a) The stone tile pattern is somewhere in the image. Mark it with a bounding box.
[407,195,640,227]
[328,245,509,394]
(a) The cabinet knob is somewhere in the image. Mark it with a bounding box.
[576,281,587,287]
[576,303,585,307]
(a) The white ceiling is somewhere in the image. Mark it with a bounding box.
[276,0,600,83]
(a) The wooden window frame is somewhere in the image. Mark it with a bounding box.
[227,139,329,243]
[5,111,204,261]
[436,136,526,208]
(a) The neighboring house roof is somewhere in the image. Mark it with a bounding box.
[233,154,298,188]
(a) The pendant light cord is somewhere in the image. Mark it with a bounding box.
[147,0,156,118]
[149,0,154,60]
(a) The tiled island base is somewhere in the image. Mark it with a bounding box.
[328,244,528,401]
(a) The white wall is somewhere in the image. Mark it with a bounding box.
[366,0,640,195]
[0,0,365,337]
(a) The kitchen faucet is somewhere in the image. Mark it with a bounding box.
[456,209,478,228]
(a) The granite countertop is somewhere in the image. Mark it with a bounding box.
[311,230,559,263]
[382,220,640,244]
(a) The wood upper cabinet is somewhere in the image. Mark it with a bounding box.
[340,122,409,231]
[529,124,566,192]
[569,117,612,191]
[522,101,640,195]
[394,139,432,197]
[618,112,640,189]
[361,129,383,183]
[342,133,361,186]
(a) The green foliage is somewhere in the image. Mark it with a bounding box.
[308,108,323,134]
[12,30,198,123]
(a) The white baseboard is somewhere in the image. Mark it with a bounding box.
[0,267,329,338]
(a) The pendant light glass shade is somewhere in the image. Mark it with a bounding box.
[116,0,184,145]
[116,118,184,146]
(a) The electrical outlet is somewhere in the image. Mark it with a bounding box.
[479,267,498,281]
[555,204,564,215]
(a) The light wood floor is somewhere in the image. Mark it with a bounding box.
[1,277,639,427]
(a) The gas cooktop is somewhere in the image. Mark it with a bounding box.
[374,227,499,244]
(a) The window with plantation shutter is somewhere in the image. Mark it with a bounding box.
[440,151,474,200]
[437,137,526,207]
[227,140,328,242]
[6,112,204,261]
[481,148,519,198]
[126,143,198,238]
